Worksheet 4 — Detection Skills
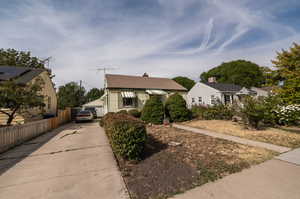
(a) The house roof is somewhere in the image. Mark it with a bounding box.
[203,82,242,92]
[82,98,104,107]
[105,74,187,91]
[0,66,45,84]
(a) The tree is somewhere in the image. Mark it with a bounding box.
[200,60,265,88]
[0,48,45,68]
[0,79,45,125]
[57,82,86,109]
[172,76,195,91]
[85,88,104,102]
[271,43,300,104]
[165,93,191,122]
[141,96,164,124]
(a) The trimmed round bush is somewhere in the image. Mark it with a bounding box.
[141,96,164,124]
[102,113,147,160]
[165,93,191,122]
[128,109,141,118]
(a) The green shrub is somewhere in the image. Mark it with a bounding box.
[141,96,164,124]
[102,113,147,160]
[191,102,234,120]
[262,95,283,126]
[165,93,191,122]
[128,109,141,118]
[240,97,266,129]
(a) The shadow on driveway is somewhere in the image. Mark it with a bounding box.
[0,123,80,175]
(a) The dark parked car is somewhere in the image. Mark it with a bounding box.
[75,110,94,123]
[84,107,97,118]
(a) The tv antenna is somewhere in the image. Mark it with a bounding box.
[95,67,118,88]
[41,56,52,69]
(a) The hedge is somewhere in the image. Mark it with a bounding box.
[165,93,191,122]
[128,109,141,118]
[141,96,164,124]
[102,113,147,160]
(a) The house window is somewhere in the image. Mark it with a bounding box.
[123,98,135,107]
[224,95,231,104]
[198,97,202,103]
[211,95,217,105]
[192,98,195,103]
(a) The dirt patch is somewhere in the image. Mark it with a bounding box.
[116,125,276,199]
[184,120,300,148]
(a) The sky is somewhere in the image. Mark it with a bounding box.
[0,0,300,90]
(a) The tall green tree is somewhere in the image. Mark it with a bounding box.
[271,43,300,104]
[172,76,195,91]
[85,88,104,102]
[200,60,265,88]
[0,48,45,68]
[0,79,45,125]
[57,82,86,109]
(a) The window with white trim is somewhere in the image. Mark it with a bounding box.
[211,95,217,105]
[123,98,135,107]
[198,97,202,103]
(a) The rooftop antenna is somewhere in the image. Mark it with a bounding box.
[96,67,118,88]
[41,56,52,69]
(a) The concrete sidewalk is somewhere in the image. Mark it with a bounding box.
[173,124,291,153]
[171,159,300,199]
[0,122,129,199]
[276,148,300,165]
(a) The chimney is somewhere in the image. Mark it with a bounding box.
[142,72,149,77]
[208,77,217,83]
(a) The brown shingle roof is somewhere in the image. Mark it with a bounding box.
[106,74,187,91]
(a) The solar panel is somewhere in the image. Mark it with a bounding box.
[0,66,30,81]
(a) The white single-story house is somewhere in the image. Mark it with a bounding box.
[187,77,270,108]
[82,98,104,117]
[103,73,187,114]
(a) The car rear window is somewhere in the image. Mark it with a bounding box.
[78,111,90,114]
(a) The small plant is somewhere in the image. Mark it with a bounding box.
[239,96,266,129]
[141,96,164,124]
[128,109,141,118]
[165,93,191,122]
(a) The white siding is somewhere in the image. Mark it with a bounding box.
[187,82,221,108]
[251,87,269,98]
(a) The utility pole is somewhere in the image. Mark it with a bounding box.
[78,80,83,106]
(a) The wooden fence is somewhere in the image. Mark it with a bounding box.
[0,108,71,154]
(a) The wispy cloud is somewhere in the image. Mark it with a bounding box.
[0,0,299,89]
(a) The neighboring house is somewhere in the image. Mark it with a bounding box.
[82,98,104,117]
[187,77,271,108]
[187,81,243,107]
[103,73,187,113]
[0,66,57,124]
[251,87,271,98]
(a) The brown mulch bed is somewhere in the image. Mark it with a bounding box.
[116,125,276,199]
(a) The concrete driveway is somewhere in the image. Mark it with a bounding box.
[0,122,129,199]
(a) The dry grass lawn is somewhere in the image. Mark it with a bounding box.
[183,120,300,148]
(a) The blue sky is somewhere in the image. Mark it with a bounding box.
[0,0,300,89]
